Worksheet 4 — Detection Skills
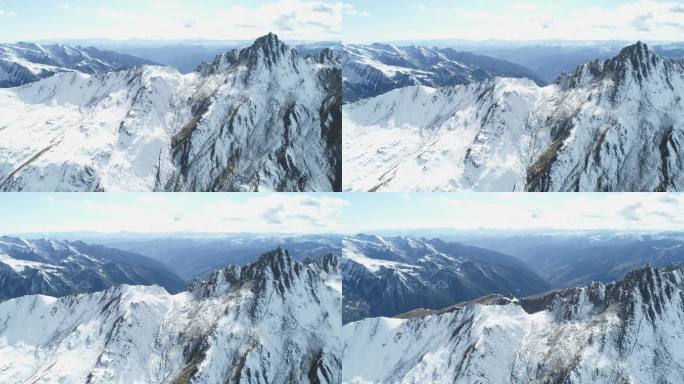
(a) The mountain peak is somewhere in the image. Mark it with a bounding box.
[190,248,303,299]
[520,265,684,322]
[239,32,293,68]
[197,33,296,76]
[557,41,661,92]
[619,41,649,57]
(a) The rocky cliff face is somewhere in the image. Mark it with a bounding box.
[343,265,684,383]
[0,249,341,383]
[344,42,684,192]
[0,33,341,192]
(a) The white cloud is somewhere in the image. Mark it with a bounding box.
[60,3,71,11]
[349,193,684,233]
[343,3,370,17]
[22,0,342,41]
[7,194,347,235]
[0,7,17,17]
[360,0,684,42]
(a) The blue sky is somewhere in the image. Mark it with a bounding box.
[343,0,684,43]
[0,193,682,235]
[0,0,342,42]
[0,193,346,234]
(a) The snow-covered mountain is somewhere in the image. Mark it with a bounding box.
[343,43,542,103]
[0,33,341,192]
[343,265,684,384]
[0,248,341,383]
[0,236,185,301]
[0,42,156,88]
[342,234,549,323]
[344,42,684,192]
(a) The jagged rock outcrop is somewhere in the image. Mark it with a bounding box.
[0,249,341,383]
[343,265,684,383]
[344,42,684,192]
[0,33,341,192]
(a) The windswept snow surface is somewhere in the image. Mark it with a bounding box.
[343,265,684,384]
[0,34,341,192]
[0,249,341,384]
[344,42,684,192]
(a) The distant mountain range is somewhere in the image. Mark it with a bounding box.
[39,40,341,74]
[471,42,684,84]
[464,233,684,288]
[100,234,342,280]
[0,236,184,301]
[0,42,157,87]
[343,43,543,103]
[342,234,549,323]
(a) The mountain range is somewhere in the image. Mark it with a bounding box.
[344,42,684,192]
[0,33,341,192]
[343,265,684,383]
[342,234,549,323]
[0,42,157,88]
[100,234,342,281]
[343,43,543,103]
[0,248,341,383]
[0,236,185,301]
[464,233,684,288]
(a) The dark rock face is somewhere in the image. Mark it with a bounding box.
[0,236,185,301]
[165,33,342,192]
[527,42,684,192]
[342,235,550,323]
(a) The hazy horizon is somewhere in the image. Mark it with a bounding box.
[343,0,684,44]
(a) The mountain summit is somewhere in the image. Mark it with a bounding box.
[0,33,342,192]
[344,42,684,192]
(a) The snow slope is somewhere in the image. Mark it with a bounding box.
[0,33,341,191]
[343,265,684,383]
[344,42,684,192]
[0,249,341,384]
